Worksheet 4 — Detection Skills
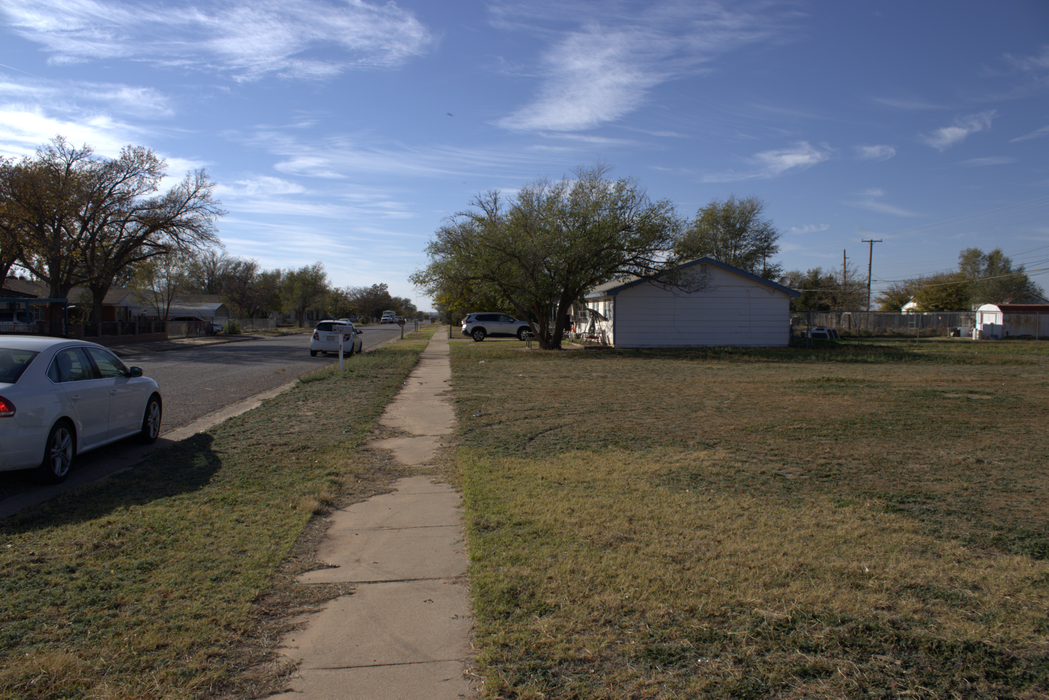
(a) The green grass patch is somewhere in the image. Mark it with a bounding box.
[452,340,1049,698]
[0,341,427,699]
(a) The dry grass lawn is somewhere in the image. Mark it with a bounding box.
[451,339,1049,699]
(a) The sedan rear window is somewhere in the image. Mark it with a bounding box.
[0,348,39,384]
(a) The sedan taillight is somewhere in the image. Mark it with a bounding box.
[313,332,320,340]
[0,397,14,417]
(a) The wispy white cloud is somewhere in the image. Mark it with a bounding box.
[871,96,945,111]
[215,175,307,199]
[240,128,555,181]
[0,106,142,157]
[844,188,919,217]
[1011,125,1049,142]
[0,78,173,118]
[700,141,832,182]
[960,156,1015,166]
[921,111,995,151]
[855,144,895,161]
[749,141,832,177]
[790,223,829,234]
[493,1,786,132]
[0,76,181,161]
[0,0,433,81]
[1004,44,1049,77]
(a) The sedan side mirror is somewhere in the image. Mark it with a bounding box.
[129,367,143,378]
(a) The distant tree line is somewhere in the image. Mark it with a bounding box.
[784,247,1043,313]
[873,248,1044,312]
[1,136,421,329]
[113,248,422,327]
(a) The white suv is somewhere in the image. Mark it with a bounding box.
[461,313,531,342]
[310,320,363,356]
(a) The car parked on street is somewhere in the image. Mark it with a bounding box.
[0,309,38,332]
[806,326,840,340]
[461,312,532,342]
[309,320,363,357]
[0,336,162,483]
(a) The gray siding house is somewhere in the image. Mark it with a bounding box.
[583,258,799,348]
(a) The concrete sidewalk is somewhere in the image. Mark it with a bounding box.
[273,330,475,699]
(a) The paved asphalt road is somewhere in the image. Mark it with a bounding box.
[0,323,410,513]
[126,325,404,434]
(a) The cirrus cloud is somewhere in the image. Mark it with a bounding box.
[921,111,995,151]
[855,144,895,161]
[0,0,433,81]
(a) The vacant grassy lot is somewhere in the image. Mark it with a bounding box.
[452,339,1049,699]
[0,333,433,699]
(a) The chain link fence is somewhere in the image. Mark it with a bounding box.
[793,311,975,337]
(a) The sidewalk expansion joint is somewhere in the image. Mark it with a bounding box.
[354,524,462,531]
[315,658,468,671]
[303,576,468,586]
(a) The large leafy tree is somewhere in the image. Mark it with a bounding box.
[131,249,195,321]
[412,165,682,350]
[787,268,838,311]
[344,283,394,320]
[788,263,867,311]
[1,137,223,328]
[1,140,93,331]
[958,247,1043,305]
[877,248,1044,313]
[0,158,27,282]
[911,273,970,311]
[675,195,782,279]
[79,165,223,323]
[876,279,922,312]
[282,262,329,327]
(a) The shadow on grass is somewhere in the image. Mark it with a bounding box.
[1,432,220,533]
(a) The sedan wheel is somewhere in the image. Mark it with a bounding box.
[310,350,318,357]
[139,394,162,444]
[517,327,530,341]
[39,420,74,484]
[472,328,486,342]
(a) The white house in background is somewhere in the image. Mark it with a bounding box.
[582,257,800,348]
[975,304,1049,339]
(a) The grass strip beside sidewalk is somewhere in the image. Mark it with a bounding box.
[0,338,430,699]
[453,340,1049,699]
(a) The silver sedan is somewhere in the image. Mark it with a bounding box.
[0,336,162,483]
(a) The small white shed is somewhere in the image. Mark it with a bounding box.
[583,258,799,348]
[975,304,1049,339]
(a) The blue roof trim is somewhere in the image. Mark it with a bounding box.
[585,257,800,299]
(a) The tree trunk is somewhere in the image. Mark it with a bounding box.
[89,283,111,324]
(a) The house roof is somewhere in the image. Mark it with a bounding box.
[2,277,47,298]
[585,257,800,299]
[67,286,137,306]
[152,302,228,319]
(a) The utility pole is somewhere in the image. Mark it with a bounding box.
[842,250,849,306]
[862,239,882,311]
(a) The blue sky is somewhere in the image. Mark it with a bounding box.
[1,0,1047,310]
